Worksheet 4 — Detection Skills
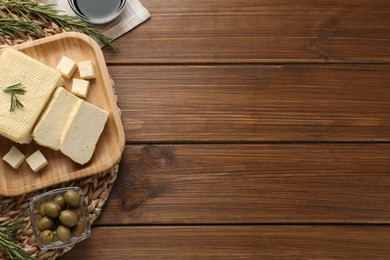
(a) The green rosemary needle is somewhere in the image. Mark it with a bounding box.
[0,220,37,260]
[3,83,26,112]
[0,18,40,37]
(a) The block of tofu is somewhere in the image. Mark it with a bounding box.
[33,87,79,151]
[2,146,25,169]
[78,60,96,79]
[26,150,48,172]
[71,78,90,98]
[60,100,109,165]
[56,56,77,79]
[0,48,63,144]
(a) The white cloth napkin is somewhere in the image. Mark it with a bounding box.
[38,0,150,46]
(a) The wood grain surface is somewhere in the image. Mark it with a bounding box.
[103,0,390,63]
[110,65,390,142]
[61,226,390,259]
[95,144,390,224]
[59,0,390,258]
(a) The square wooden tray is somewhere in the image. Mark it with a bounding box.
[0,32,125,196]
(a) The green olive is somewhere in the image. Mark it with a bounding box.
[56,225,71,243]
[64,190,81,207]
[37,216,53,232]
[53,195,66,210]
[70,207,83,218]
[39,230,54,245]
[44,202,61,218]
[59,210,78,227]
[52,231,59,242]
[72,220,86,237]
[39,202,47,217]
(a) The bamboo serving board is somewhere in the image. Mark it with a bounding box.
[0,32,125,196]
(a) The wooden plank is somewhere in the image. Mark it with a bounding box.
[59,226,390,259]
[95,144,390,224]
[104,0,390,63]
[110,65,390,142]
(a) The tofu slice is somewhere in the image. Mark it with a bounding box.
[0,48,63,144]
[32,87,79,151]
[71,78,90,98]
[56,56,77,79]
[2,146,25,169]
[60,100,109,165]
[78,60,96,79]
[26,150,48,172]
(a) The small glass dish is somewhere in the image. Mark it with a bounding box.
[30,187,91,249]
[67,0,127,25]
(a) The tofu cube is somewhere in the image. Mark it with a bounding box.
[78,60,96,79]
[2,146,25,169]
[26,150,48,172]
[71,78,90,98]
[56,56,77,79]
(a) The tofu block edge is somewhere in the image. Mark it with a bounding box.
[33,87,79,151]
[60,100,109,165]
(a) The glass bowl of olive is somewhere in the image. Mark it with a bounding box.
[30,187,91,249]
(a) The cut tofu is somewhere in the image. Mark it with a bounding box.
[78,60,96,79]
[33,87,79,151]
[71,78,90,98]
[60,100,109,165]
[26,150,48,172]
[0,48,63,144]
[2,146,25,169]
[56,56,77,79]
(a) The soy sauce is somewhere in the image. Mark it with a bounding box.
[74,0,123,19]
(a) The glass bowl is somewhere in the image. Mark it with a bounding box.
[30,187,91,249]
[67,0,127,25]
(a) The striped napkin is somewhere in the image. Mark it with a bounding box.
[38,0,151,46]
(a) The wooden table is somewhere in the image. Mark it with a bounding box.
[60,0,390,258]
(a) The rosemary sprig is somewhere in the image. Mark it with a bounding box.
[0,1,115,50]
[0,18,40,37]
[0,220,37,260]
[3,83,26,112]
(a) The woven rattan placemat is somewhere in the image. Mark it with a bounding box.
[0,5,122,260]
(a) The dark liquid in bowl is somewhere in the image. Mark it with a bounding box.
[74,0,123,19]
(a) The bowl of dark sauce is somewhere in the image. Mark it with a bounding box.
[68,0,127,24]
